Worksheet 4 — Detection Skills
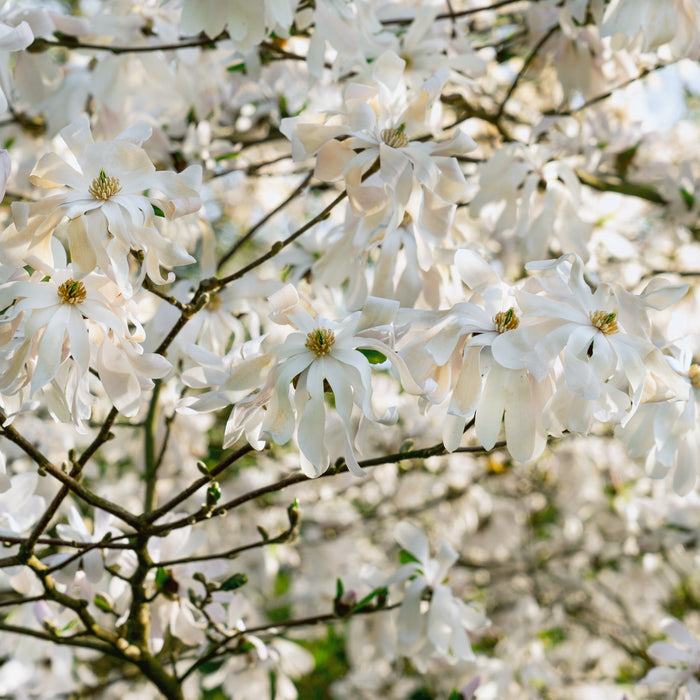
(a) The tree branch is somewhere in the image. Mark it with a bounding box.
[147,440,506,537]
[217,170,313,270]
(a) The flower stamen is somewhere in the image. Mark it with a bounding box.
[494,308,520,333]
[689,364,700,389]
[305,328,335,357]
[57,279,87,305]
[88,169,121,200]
[590,310,619,335]
[380,123,409,149]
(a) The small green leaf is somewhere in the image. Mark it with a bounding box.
[199,658,226,675]
[93,592,114,613]
[538,626,567,648]
[221,572,248,591]
[399,549,420,565]
[155,567,169,588]
[227,62,246,73]
[206,481,221,508]
[358,348,387,364]
[214,151,242,161]
[152,204,165,217]
[349,586,389,615]
[60,618,78,633]
[680,187,695,210]
[287,498,300,528]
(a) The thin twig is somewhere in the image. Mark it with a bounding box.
[381,0,528,26]
[212,186,348,290]
[29,31,230,55]
[495,25,558,123]
[548,62,675,117]
[180,602,401,681]
[145,443,255,523]
[217,170,313,270]
[147,440,506,537]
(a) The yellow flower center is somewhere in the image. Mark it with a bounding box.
[590,310,619,335]
[305,328,335,357]
[57,279,87,305]
[380,123,409,149]
[689,364,700,389]
[493,308,520,333]
[88,169,121,200]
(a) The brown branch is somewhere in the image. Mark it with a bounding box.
[29,31,230,55]
[212,186,348,290]
[547,62,675,117]
[142,279,188,312]
[0,534,130,550]
[147,440,506,537]
[495,25,558,123]
[217,170,313,270]
[0,620,123,658]
[145,443,254,524]
[381,0,529,25]
[0,414,140,551]
[575,168,667,205]
[180,602,401,682]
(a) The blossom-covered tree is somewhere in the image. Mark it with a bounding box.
[0,1,698,698]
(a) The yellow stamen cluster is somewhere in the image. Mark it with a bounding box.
[493,308,520,333]
[380,123,409,149]
[305,328,335,357]
[57,279,87,305]
[689,364,700,389]
[88,169,121,200]
[590,310,619,335]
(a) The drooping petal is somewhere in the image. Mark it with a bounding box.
[296,362,326,475]
[475,361,507,450]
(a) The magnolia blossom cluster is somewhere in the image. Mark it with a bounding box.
[180,285,421,477]
[179,246,698,496]
[0,0,697,698]
[0,116,201,424]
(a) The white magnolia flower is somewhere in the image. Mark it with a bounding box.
[469,143,590,259]
[493,254,686,426]
[207,636,314,700]
[617,339,700,495]
[178,337,273,450]
[0,472,45,538]
[401,249,551,462]
[0,240,168,420]
[601,0,678,52]
[640,617,700,699]
[0,17,33,113]
[94,331,172,418]
[281,56,476,237]
[147,521,219,653]
[227,285,420,477]
[388,521,487,667]
[24,115,200,293]
[0,254,130,396]
[179,0,298,50]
